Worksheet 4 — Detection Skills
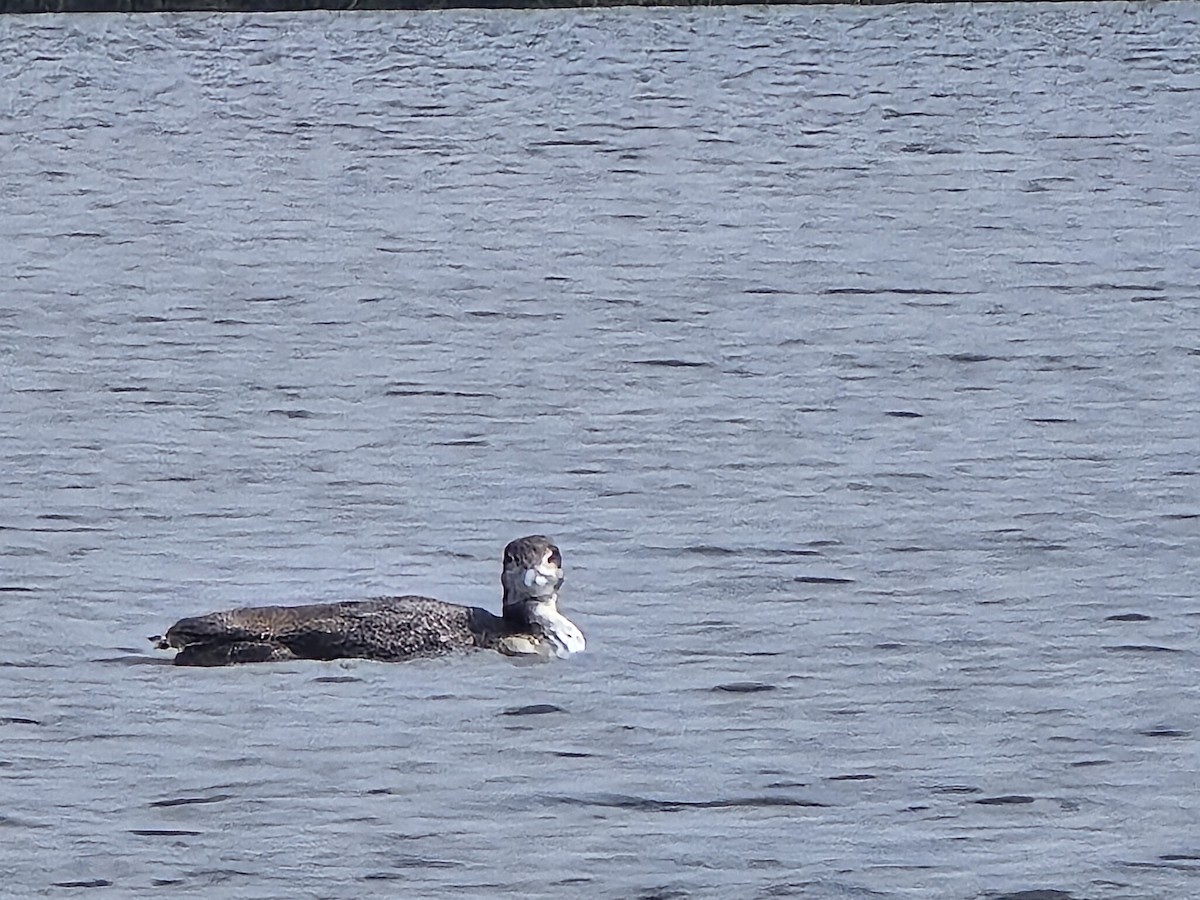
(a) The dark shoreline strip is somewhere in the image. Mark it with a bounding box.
[0,0,1127,14]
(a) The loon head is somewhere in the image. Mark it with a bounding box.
[500,535,584,658]
[501,534,563,603]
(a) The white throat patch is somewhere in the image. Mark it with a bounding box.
[528,598,586,659]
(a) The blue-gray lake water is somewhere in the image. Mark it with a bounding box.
[2,3,1199,897]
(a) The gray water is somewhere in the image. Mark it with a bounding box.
[2,3,1199,898]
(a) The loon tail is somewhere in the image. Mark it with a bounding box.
[173,640,298,666]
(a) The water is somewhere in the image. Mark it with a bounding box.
[2,3,1199,897]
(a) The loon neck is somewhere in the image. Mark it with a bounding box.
[502,593,585,659]
[502,589,555,627]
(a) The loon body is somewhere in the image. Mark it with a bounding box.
[153,535,584,667]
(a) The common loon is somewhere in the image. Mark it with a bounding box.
[152,535,585,667]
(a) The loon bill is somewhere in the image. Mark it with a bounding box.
[151,535,585,667]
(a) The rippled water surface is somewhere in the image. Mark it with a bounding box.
[3,3,1200,897]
